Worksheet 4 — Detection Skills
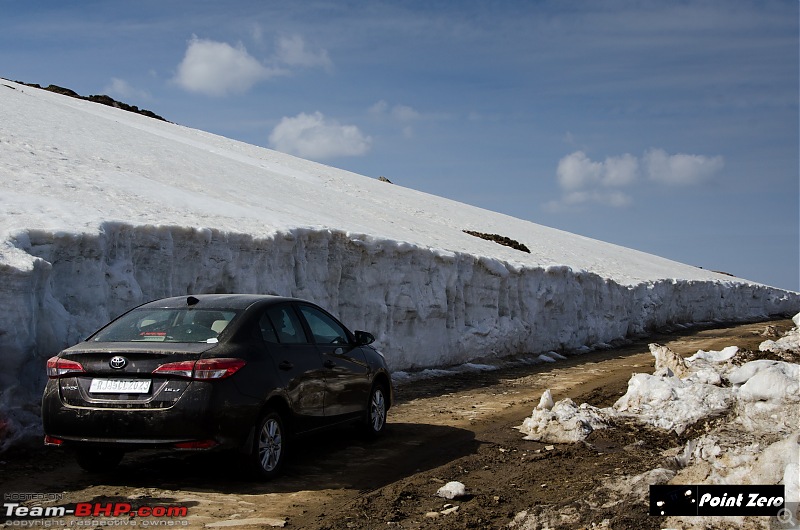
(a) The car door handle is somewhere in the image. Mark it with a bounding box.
[324,359,336,369]
[278,361,293,370]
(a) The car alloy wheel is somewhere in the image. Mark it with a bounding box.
[254,410,285,479]
[364,384,387,436]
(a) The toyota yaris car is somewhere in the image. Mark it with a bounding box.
[42,294,393,479]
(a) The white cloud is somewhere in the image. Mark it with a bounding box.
[173,34,333,97]
[643,148,724,185]
[370,100,421,122]
[557,151,602,190]
[370,100,422,137]
[556,151,638,190]
[548,148,722,210]
[104,78,150,101]
[173,36,275,97]
[602,154,639,187]
[392,104,420,122]
[369,100,389,115]
[268,111,372,160]
[274,35,332,71]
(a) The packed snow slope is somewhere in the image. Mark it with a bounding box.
[0,79,798,416]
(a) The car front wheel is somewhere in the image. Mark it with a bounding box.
[363,383,388,437]
[251,410,285,479]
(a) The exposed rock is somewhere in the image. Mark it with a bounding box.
[462,230,531,253]
[16,81,168,122]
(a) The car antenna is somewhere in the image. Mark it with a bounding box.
[187,296,200,306]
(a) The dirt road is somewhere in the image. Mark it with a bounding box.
[0,318,795,529]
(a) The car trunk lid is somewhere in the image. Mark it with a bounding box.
[57,342,216,408]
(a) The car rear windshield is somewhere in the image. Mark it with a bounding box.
[91,308,239,343]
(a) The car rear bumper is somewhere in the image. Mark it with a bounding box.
[41,380,259,450]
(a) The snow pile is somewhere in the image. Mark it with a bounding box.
[516,316,800,529]
[391,362,499,383]
[653,338,799,528]
[436,481,467,500]
[676,432,798,486]
[651,342,691,378]
[683,345,739,385]
[1,80,799,448]
[611,341,799,437]
[688,345,740,363]
[609,343,738,432]
[729,360,800,434]
[612,372,733,434]
[518,342,740,441]
[521,339,798,440]
[759,312,800,353]
[518,393,609,443]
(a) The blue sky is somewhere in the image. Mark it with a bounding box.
[2,0,798,291]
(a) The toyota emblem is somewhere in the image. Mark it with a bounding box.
[109,356,127,369]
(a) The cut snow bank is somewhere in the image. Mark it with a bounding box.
[1,80,799,448]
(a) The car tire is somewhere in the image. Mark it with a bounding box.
[251,410,286,480]
[75,447,124,473]
[362,383,388,437]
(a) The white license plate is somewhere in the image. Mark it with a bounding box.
[89,379,151,394]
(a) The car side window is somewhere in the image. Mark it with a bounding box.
[259,313,279,343]
[299,305,349,345]
[265,306,309,344]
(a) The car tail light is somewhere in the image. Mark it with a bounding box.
[46,357,85,378]
[44,435,64,446]
[152,360,195,379]
[193,358,246,380]
[173,439,218,450]
[152,358,245,380]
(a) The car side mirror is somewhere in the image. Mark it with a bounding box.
[354,330,375,346]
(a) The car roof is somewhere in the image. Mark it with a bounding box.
[137,294,303,311]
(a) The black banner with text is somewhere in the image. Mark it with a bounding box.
[650,485,785,517]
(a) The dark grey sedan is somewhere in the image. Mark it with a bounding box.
[42,294,392,479]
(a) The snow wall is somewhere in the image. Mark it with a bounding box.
[2,221,798,447]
